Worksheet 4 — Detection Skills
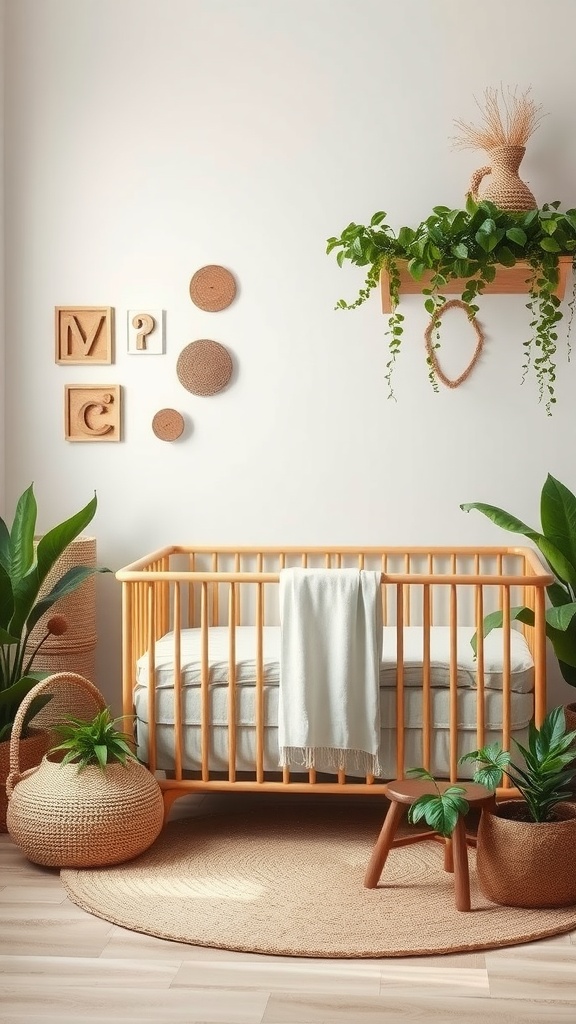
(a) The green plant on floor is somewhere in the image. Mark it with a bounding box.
[0,485,109,741]
[405,767,470,838]
[460,706,576,822]
[461,473,576,688]
[49,708,137,772]
[327,200,576,413]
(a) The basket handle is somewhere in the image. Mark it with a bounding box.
[6,672,106,797]
[467,165,492,202]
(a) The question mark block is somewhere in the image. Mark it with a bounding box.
[127,310,164,354]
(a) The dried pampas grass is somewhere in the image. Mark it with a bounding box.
[453,86,545,152]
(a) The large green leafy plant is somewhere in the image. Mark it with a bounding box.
[460,706,576,822]
[327,200,576,414]
[461,473,576,688]
[0,485,108,741]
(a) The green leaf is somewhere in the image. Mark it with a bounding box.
[0,562,15,632]
[468,605,535,656]
[460,502,539,542]
[494,245,516,267]
[9,485,37,583]
[10,493,98,637]
[478,218,497,235]
[407,259,426,281]
[0,517,10,573]
[452,243,469,259]
[540,237,562,252]
[540,474,576,578]
[506,227,528,246]
[370,211,387,226]
[424,298,436,315]
[25,565,109,634]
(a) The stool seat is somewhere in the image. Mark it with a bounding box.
[384,779,494,807]
[364,778,495,912]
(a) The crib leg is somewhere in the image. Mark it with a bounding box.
[161,789,183,825]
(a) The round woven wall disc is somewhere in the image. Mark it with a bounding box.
[152,409,185,442]
[189,265,236,311]
[177,339,233,396]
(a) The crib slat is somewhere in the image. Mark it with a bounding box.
[147,583,157,775]
[173,583,183,780]
[395,584,405,778]
[256,582,264,783]
[228,584,237,782]
[502,586,511,758]
[449,583,458,782]
[200,581,210,781]
[475,584,486,750]
[534,585,547,724]
[422,583,431,771]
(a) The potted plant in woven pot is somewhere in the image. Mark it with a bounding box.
[460,706,576,907]
[461,473,576,736]
[6,674,164,867]
[0,484,108,830]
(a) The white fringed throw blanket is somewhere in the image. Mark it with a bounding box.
[278,568,383,776]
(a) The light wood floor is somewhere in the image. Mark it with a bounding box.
[2,792,576,1023]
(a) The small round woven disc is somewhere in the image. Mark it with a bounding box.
[152,408,185,442]
[189,265,236,312]
[176,339,233,396]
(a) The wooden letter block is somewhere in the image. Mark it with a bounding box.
[56,307,113,364]
[128,309,165,354]
[65,385,122,442]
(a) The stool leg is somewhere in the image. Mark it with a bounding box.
[451,816,471,912]
[444,837,454,873]
[363,799,405,888]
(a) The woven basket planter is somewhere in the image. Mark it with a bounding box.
[476,800,576,908]
[5,672,164,867]
[0,728,51,833]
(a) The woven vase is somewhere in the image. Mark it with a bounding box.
[476,801,576,908]
[7,755,164,867]
[0,728,50,833]
[25,536,98,683]
[468,145,537,212]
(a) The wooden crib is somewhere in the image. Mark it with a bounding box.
[116,545,552,817]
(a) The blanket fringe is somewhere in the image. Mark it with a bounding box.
[279,746,384,778]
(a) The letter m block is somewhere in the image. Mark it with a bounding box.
[55,307,113,364]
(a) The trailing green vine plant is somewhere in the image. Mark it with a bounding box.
[327,198,576,414]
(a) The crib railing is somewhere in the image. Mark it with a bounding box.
[117,545,553,813]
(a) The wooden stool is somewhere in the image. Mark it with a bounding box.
[363,779,495,911]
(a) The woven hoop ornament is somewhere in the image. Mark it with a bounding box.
[189,265,236,311]
[424,299,484,388]
[177,339,233,396]
[7,672,106,796]
[152,408,185,441]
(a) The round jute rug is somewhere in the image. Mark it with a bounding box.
[61,802,576,958]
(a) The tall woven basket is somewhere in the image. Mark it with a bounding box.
[25,536,98,682]
[6,673,164,868]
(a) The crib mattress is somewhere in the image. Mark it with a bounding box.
[134,625,534,778]
[136,625,535,693]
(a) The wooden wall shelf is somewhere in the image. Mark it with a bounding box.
[380,256,573,314]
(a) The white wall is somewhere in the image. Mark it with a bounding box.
[4,0,576,709]
[0,0,5,507]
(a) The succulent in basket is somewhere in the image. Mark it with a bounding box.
[49,708,137,772]
[0,484,109,741]
[460,705,576,822]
